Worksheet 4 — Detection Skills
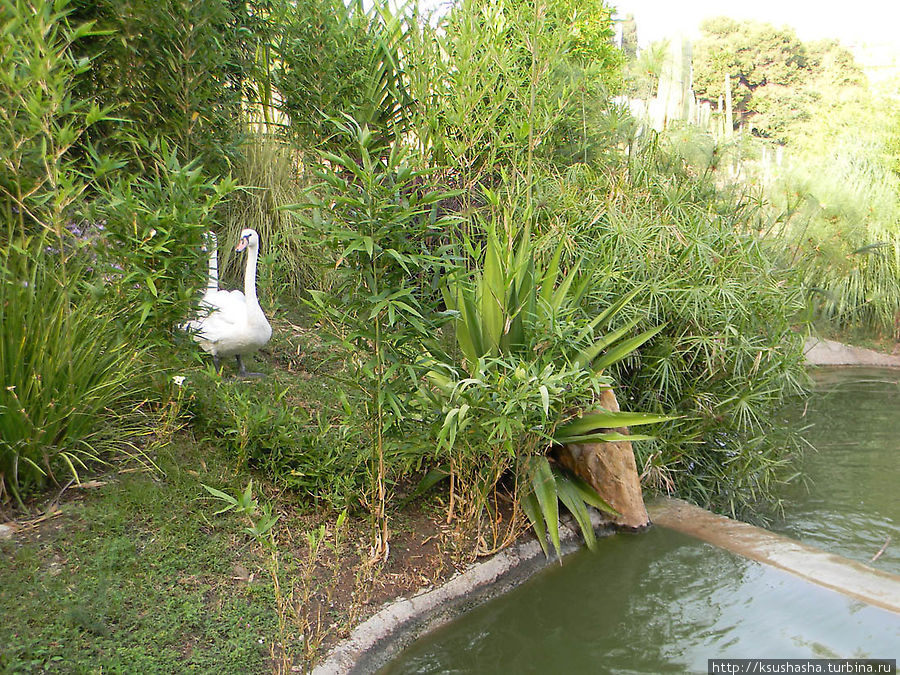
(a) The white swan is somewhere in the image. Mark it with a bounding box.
[201,230,220,303]
[199,230,244,315]
[186,228,272,376]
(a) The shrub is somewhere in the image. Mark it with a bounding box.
[0,247,151,505]
[188,377,366,510]
[0,0,150,505]
[288,119,458,555]
[69,0,260,172]
[94,139,235,342]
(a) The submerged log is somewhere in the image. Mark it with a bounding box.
[555,388,650,530]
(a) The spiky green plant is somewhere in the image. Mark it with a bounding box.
[422,220,669,557]
[0,251,150,506]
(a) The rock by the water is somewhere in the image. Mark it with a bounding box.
[555,388,650,530]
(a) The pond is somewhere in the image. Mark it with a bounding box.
[380,368,900,674]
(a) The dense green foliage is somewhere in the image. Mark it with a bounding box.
[0,0,222,503]
[11,0,887,667]
[568,143,808,515]
[69,0,264,171]
[2,0,825,549]
[692,18,867,142]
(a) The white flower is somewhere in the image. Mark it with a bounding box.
[172,375,185,386]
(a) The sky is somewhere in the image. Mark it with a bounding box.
[607,0,900,47]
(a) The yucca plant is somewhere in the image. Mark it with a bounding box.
[422,219,669,557]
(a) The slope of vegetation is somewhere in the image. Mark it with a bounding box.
[688,16,900,338]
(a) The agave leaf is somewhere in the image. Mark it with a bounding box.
[540,241,564,306]
[554,431,656,444]
[520,490,550,557]
[591,325,665,372]
[550,258,582,313]
[566,473,619,516]
[512,222,534,292]
[480,231,505,353]
[554,472,596,550]
[574,316,642,369]
[503,281,522,352]
[529,457,560,557]
[460,286,485,363]
[580,288,642,339]
[555,410,674,438]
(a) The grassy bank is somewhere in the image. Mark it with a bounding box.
[1,315,470,674]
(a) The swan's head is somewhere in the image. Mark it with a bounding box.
[235,228,260,253]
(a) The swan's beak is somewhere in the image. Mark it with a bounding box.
[235,237,248,252]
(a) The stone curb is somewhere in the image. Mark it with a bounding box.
[312,511,615,675]
[648,497,900,615]
[804,337,900,368]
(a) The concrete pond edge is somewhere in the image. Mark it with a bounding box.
[803,337,900,368]
[312,511,618,675]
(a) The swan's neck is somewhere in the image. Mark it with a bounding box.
[244,243,260,308]
[207,240,219,293]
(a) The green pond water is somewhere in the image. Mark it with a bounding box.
[773,367,900,576]
[381,368,900,674]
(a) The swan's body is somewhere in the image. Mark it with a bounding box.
[186,228,272,376]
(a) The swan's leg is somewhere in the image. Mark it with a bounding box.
[236,354,264,379]
[213,355,222,373]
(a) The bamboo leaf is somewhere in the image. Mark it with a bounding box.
[555,410,674,438]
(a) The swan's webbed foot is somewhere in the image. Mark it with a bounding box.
[235,354,265,379]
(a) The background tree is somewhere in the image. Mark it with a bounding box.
[620,13,638,61]
[692,18,869,143]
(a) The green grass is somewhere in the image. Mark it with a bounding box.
[0,439,279,674]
